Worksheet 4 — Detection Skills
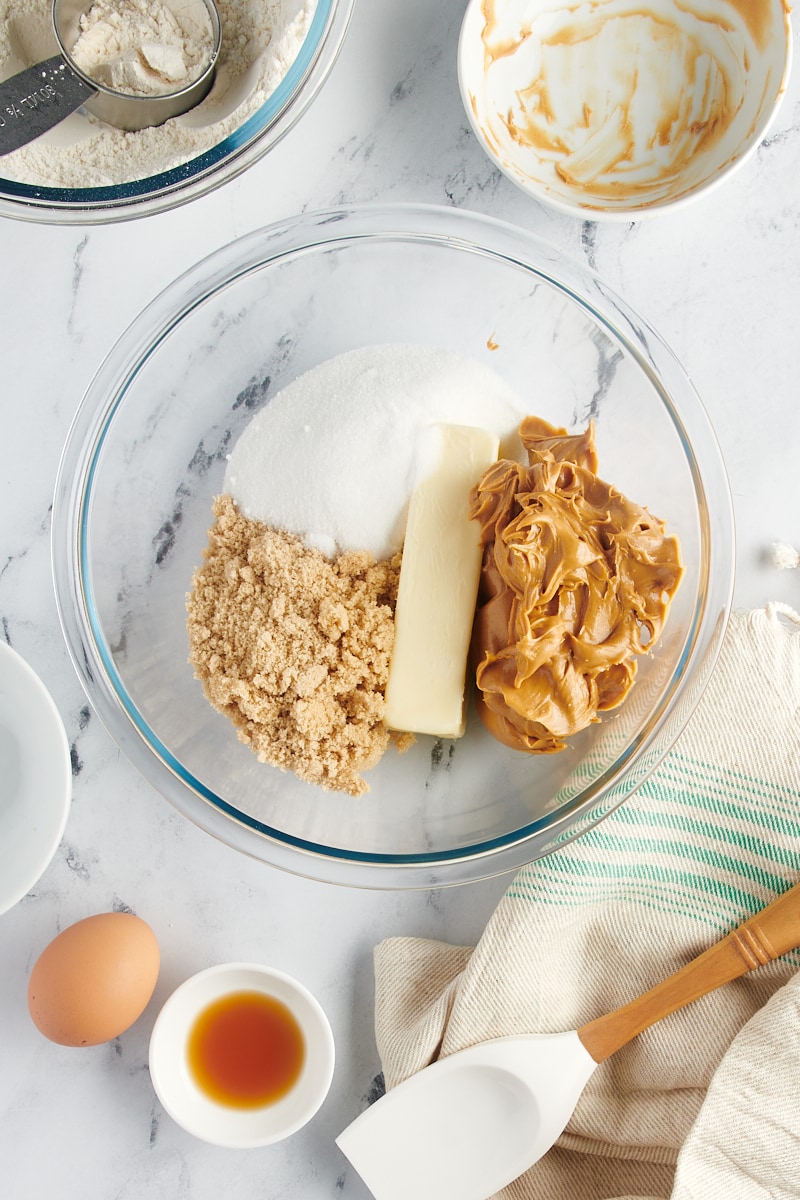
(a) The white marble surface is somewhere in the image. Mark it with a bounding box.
[1,2,799,1197]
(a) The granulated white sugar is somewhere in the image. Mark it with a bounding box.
[0,0,314,187]
[224,344,528,560]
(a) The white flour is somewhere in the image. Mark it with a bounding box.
[70,0,215,97]
[0,0,314,187]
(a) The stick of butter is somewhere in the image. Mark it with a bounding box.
[384,423,500,738]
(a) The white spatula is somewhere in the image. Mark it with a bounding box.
[337,878,800,1200]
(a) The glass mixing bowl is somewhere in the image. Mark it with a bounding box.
[0,0,352,224]
[52,204,734,887]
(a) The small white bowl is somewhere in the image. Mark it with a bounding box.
[458,0,793,219]
[149,963,335,1147]
[0,641,71,915]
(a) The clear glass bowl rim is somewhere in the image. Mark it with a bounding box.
[51,202,736,888]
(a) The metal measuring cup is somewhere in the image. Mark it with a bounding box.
[0,0,221,156]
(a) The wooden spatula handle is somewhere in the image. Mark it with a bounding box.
[578,878,800,1064]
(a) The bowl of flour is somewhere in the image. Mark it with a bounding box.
[0,0,353,222]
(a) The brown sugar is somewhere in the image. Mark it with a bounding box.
[186,494,403,796]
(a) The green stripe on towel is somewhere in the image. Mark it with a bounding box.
[506,750,800,964]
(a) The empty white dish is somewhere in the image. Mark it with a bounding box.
[0,641,71,914]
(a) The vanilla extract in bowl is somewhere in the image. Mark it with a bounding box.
[148,963,334,1146]
[187,990,306,1109]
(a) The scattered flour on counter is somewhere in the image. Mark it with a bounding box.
[224,343,528,561]
[0,0,314,186]
[70,0,215,97]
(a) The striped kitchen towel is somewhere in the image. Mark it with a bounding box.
[373,605,800,1199]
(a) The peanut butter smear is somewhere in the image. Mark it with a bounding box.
[466,0,790,212]
[468,417,683,753]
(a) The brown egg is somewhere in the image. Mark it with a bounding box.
[28,912,160,1047]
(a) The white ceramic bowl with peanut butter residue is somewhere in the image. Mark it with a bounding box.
[458,0,792,219]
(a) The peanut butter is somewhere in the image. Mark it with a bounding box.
[468,417,683,753]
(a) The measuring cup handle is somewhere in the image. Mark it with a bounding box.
[0,56,95,157]
[577,877,800,1064]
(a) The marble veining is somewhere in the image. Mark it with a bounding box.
[0,0,799,1197]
